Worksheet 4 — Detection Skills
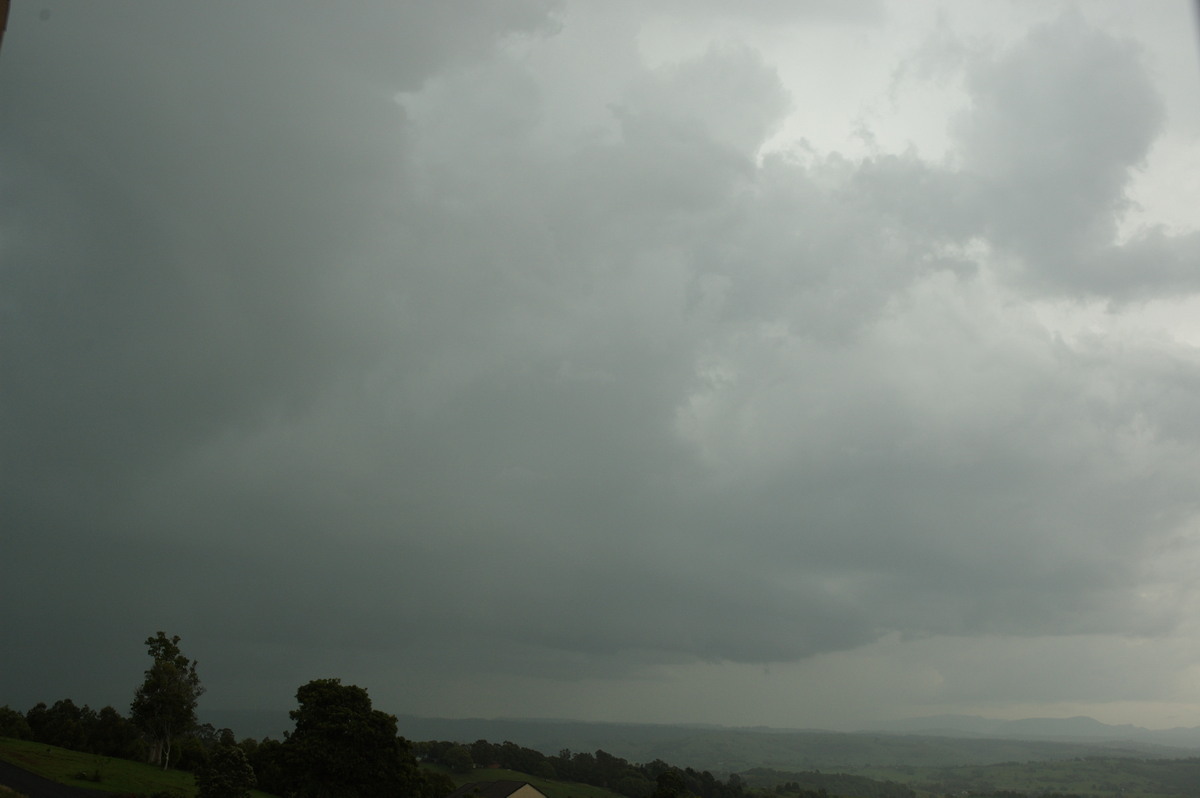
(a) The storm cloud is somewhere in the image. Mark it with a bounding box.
[3,1,1200,730]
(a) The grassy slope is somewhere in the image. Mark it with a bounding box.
[0,738,274,798]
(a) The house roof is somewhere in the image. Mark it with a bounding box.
[446,781,545,798]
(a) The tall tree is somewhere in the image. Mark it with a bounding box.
[131,631,204,769]
[281,678,450,798]
[282,679,413,798]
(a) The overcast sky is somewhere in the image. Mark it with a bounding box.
[4,0,1200,734]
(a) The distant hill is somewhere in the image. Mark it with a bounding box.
[865,714,1200,748]
[386,715,1198,775]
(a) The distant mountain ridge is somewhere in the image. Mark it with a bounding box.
[864,713,1200,748]
[386,714,1200,774]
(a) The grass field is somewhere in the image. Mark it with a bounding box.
[0,738,275,798]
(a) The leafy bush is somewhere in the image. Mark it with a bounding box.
[196,745,257,798]
[0,705,32,739]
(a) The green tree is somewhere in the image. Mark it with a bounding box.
[652,770,688,798]
[445,744,474,774]
[93,705,144,759]
[197,742,257,798]
[131,631,205,769]
[281,678,454,798]
[25,699,92,751]
[247,737,288,796]
[0,705,32,739]
[282,679,418,798]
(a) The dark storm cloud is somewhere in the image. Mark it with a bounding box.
[3,1,1199,721]
[0,0,557,706]
[0,0,552,508]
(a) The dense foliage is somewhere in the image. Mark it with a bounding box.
[196,733,257,798]
[0,706,31,740]
[15,699,143,759]
[272,678,452,798]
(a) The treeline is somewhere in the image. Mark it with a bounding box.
[0,696,912,798]
[0,700,142,760]
[0,685,746,798]
[771,777,912,798]
[416,738,748,798]
[0,700,251,772]
[2,698,748,798]
[1098,756,1200,794]
[738,769,914,798]
[968,793,1095,798]
[0,693,450,798]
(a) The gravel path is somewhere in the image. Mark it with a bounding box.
[0,760,111,798]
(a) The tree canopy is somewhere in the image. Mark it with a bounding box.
[197,739,258,798]
[281,678,449,798]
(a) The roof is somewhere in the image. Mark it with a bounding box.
[446,781,546,798]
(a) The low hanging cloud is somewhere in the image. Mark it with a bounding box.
[2,1,1199,719]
